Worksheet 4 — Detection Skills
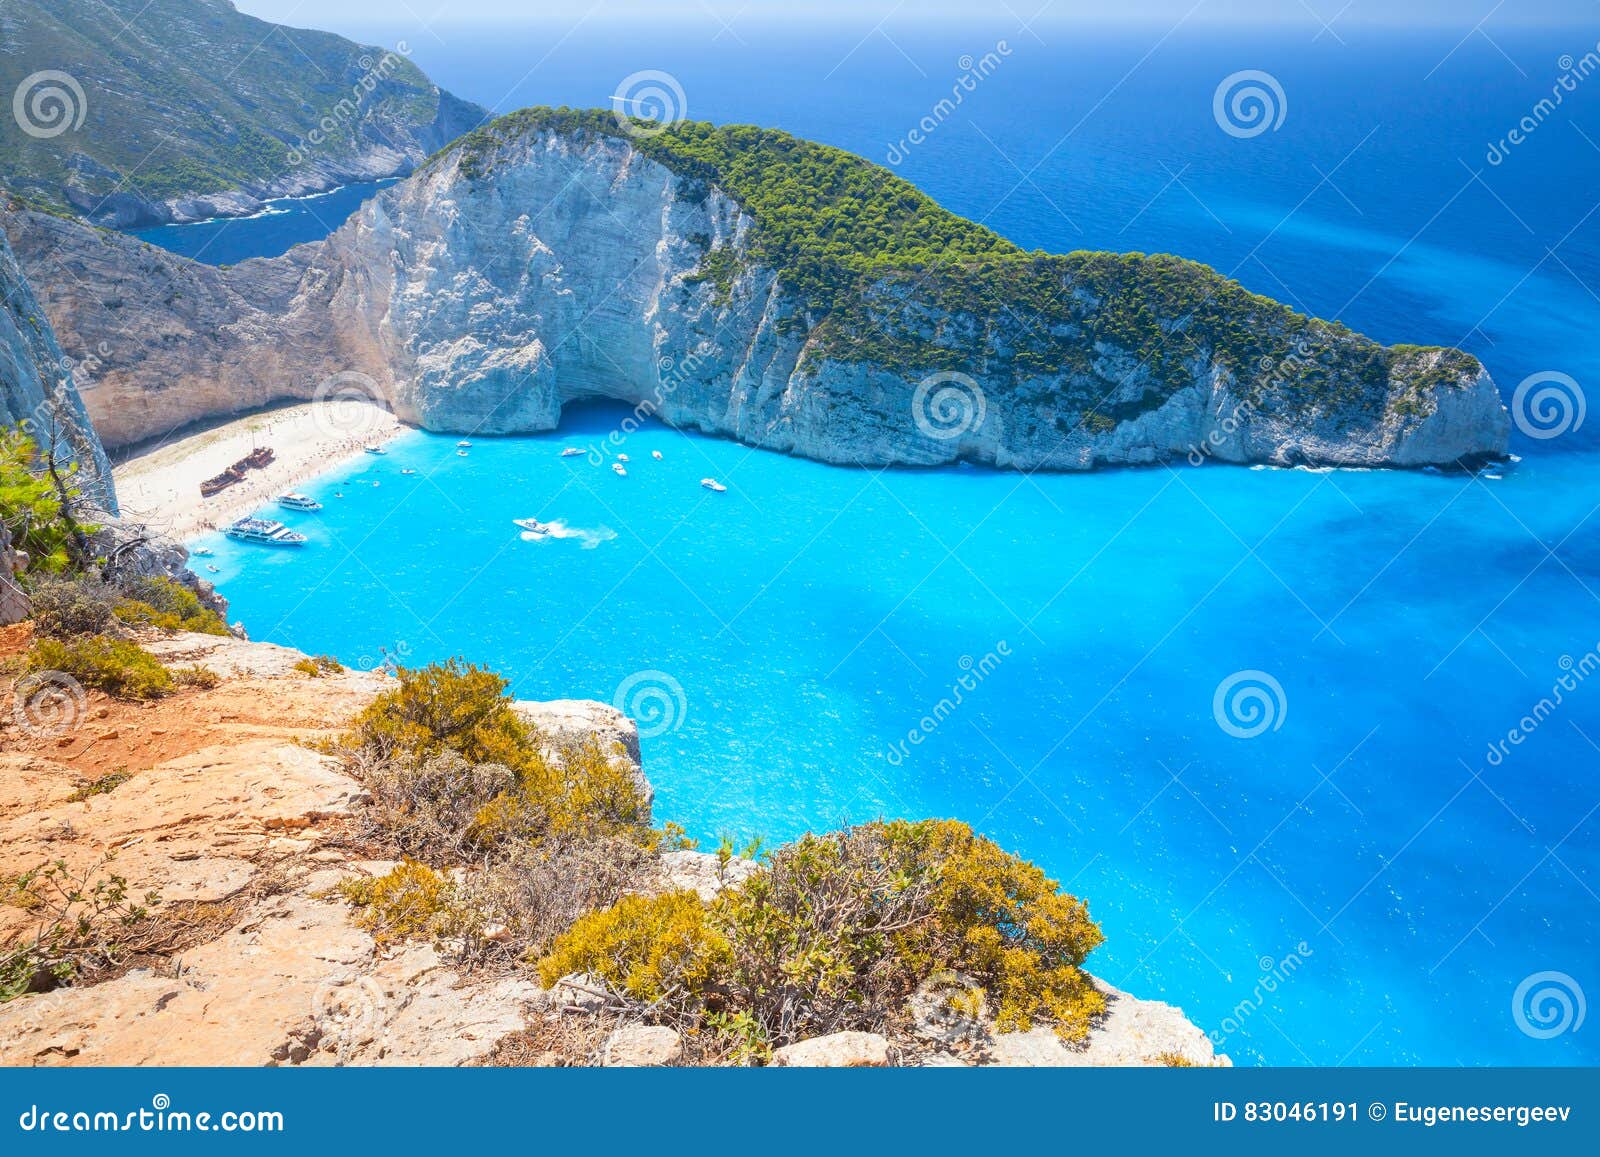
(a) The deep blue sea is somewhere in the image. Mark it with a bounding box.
[149,20,1600,1066]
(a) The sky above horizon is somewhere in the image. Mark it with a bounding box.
[233,0,1594,31]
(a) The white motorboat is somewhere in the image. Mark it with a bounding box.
[364,444,387,455]
[192,547,214,557]
[457,448,469,457]
[651,450,663,460]
[612,463,628,477]
[401,468,417,475]
[561,447,584,457]
[224,517,306,546]
[513,518,553,535]
[700,477,727,492]
[616,453,630,463]
[278,492,323,512]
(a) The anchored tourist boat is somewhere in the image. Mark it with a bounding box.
[364,444,387,455]
[191,547,213,557]
[457,440,473,448]
[277,492,323,512]
[224,517,307,546]
[513,518,554,536]
[701,477,727,492]
[560,447,584,457]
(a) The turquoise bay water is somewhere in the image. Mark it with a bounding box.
[147,25,1599,1066]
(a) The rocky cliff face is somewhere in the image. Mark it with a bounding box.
[0,223,114,510]
[5,123,1510,469]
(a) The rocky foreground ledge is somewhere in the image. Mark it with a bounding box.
[0,630,1222,1067]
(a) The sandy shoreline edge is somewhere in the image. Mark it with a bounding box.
[111,401,408,542]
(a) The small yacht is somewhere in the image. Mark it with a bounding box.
[401,468,417,476]
[278,492,323,512]
[612,463,628,477]
[457,440,473,448]
[191,547,214,557]
[616,453,630,463]
[364,444,386,455]
[224,517,307,546]
[700,477,727,492]
[513,518,553,535]
[457,448,469,457]
[205,564,220,573]
[560,447,584,457]
[651,450,663,460]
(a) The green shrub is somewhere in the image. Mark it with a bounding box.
[536,890,731,1003]
[339,860,469,945]
[112,576,228,635]
[536,818,1107,1048]
[1,858,158,1001]
[66,768,132,801]
[24,636,173,699]
[349,659,534,767]
[292,654,344,677]
[170,665,221,689]
[346,660,652,847]
[28,577,117,639]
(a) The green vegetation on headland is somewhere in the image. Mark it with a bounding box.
[445,108,1480,428]
[0,0,483,221]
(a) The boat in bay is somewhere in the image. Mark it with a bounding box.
[223,517,307,546]
[277,492,323,512]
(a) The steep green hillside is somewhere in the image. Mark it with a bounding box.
[0,0,484,224]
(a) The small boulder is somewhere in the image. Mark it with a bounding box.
[603,1024,683,1067]
[769,1031,890,1068]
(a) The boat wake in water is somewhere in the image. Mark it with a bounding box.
[520,520,617,549]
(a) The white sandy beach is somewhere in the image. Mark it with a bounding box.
[112,401,406,541]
